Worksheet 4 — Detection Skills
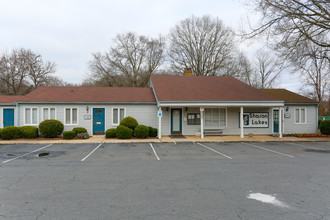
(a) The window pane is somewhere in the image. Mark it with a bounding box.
[220,109,226,126]
[301,109,305,123]
[32,108,38,124]
[50,108,56,119]
[295,109,300,123]
[65,109,71,124]
[205,108,212,126]
[43,108,49,121]
[72,108,78,124]
[113,109,118,124]
[120,109,125,122]
[25,108,31,124]
[212,109,220,126]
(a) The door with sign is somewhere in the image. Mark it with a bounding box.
[93,108,105,134]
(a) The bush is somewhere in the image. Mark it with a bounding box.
[72,127,88,135]
[318,119,322,129]
[148,126,158,137]
[105,128,116,138]
[1,126,21,140]
[320,120,330,135]
[76,132,89,139]
[116,125,133,139]
[135,125,149,138]
[20,126,38,139]
[120,116,138,130]
[39,119,64,138]
[0,128,2,139]
[63,131,76,139]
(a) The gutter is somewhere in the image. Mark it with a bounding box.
[149,80,160,107]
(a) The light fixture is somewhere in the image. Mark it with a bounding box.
[185,107,188,111]
[166,107,169,111]
[86,106,89,113]
[286,107,289,112]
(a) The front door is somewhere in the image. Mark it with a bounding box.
[171,108,182,134]
[273,109,279,133]
[3,109,14,127]
[93,108,105,134]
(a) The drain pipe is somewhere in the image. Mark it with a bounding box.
[16,102,20,127]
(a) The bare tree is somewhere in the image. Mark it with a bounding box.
[0,48,56,95]
[88,32,165,87]
[242,0,330,60]
[168,15,240,76]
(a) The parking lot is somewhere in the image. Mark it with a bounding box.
[1,141,330,220]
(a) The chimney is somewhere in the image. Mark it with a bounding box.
[183,68,193,76]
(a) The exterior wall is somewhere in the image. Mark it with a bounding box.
[18,104,158,135]
[0,106,17,128]
[283,105,318,134]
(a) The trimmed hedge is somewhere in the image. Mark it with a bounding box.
[63,131,76,139]
[39,120,64,138]
[0,128,2,139]
[1,126,21,140]
[116,125,133,139]
[148,126,158,137]
[135,125,149,138]
[20,126,38,139]
[106,128,116,138]
[120,116,138,130]
[320,120,330,135]
[318,119,322,129]
[72,127,88,135]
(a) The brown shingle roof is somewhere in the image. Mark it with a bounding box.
[20,87,156,103]
[151,75,281,102]
[260,89,318,104]
[0,95,24,104]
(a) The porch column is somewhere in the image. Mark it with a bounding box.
[158,107,162,139]
[240,106,244,138]
[201,108,204,139]
[279,107,282,138]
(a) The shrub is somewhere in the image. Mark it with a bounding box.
[20,126,38,139]
[72,127,88,135]
[63,131,76,139]
[318,119,322,129]
[135,125,149,138]
[76,132,89,139]
[105,128,116,138]
[120,116,138,130]
[148,126,158,137]
[116,125,133,139]
[0,128,2,139]
[39,119,64,138]
[1,126,21,140]
[320,120,330,135]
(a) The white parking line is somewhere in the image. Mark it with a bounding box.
[149,143,160,160]
[81,142,103,161]
[287,142,327,150]
[242,143,295,158]
[2,144,53,164]
[196,143,232,159]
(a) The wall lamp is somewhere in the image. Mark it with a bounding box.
[185,107,188,111]
[286,107,289,112]
[166,107,169,111]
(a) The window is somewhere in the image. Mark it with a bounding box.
[25,108,38,125]
[205,108,226,127]
[294,108,306,124]
[65,108,78,125]
[187,113,200,125]
[113,108,125,125]
[42,108,56,121]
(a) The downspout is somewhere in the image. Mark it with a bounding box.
[150,80,161,138]
[16,102,20,127]
[316,104,319,133]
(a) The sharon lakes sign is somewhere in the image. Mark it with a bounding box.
[239,112,269,128]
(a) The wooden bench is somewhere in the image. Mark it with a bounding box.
[202,128,224,136]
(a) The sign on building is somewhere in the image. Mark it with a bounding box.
[239,112,269,128]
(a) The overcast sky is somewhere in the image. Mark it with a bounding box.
[0,0,299,91]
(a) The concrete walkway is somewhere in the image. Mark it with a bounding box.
[0,135,329,144]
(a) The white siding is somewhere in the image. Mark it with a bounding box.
[283,105,318,134]
[18,104,158,135]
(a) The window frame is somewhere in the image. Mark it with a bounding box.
[187,113,201,125]
[294,107,307,124]
[24,107,39,125]
[112,107,126,125]
[204,107,227,128]
[64,107,79,125]
[42,107,57,121]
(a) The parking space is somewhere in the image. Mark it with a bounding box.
[1,141,330,219]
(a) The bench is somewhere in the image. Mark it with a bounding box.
[202,128,224,136]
